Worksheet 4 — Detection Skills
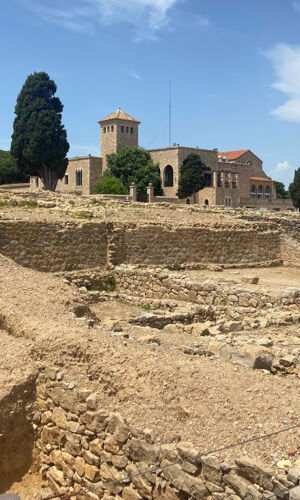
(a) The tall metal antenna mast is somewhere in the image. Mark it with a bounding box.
[169,81,172,147]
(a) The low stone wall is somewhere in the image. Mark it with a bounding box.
[36,369,300,499]
[114,266,300,310]
[0,219,282,272]
[121,223,281,268]
[0,221,107,272]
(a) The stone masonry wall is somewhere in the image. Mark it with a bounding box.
[0,220,282,272]
[0,221,107,272]
[114,266,300,310]
[36,369,300,499]
[121,223,281,269]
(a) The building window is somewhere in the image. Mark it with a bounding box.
[250,185,256,198]
[204,172,212,187]
[64,174,68,185]
[121,126,124,133]
[130,127,134,134]
[35,177,39,187]
[217,173,222,187]
[111,125,114,132]
[265,185,271,199]
[126,126,129,133]
[76,169,83,187]
[103,127,106,133]
[258,185,263,198]
[164,165,174,187]
[205,199,209,206]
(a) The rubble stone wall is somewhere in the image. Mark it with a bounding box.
[114,266,299,309]
[36,370,300,499]
[122,224,281,268]
[0,221,107,272]
[0,220,282,272]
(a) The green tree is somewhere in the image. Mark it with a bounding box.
[0,150,28,184]
[11,72,69,191]
[289,168,300,209]
[177,153,206,199]
[94,171,128,195]
[274,181,288,199]
[107,146,162,201]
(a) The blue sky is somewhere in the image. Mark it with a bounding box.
[1,0,300,186]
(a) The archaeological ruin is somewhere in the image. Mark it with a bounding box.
[0,189,299,499]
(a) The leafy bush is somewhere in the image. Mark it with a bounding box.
[107,146,162,201]
[94,172,128,195]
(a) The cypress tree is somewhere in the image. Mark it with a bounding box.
[289,167,300,209]
[177,153,206,199]
[11,72,69,191]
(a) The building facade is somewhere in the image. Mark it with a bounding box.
[30,108,294,209]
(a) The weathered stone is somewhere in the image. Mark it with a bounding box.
[235,456,273,491]
[223,471,262,499]
[288,467,300,485]
[162,460,208,499]
[177,442,202,466]
[290,486,300,500]
[126,438,159,464]
[75,456,85,477]
[82,449,100,466]
[104,436,120,454]
[122,486,143,500]
[85,463,100,482]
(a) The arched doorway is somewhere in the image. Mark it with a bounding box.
[164,165,174,187]
[205,199,209,206]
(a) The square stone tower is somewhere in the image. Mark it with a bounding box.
[99,108,141,170]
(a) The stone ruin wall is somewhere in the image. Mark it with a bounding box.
[35,369,299,499]
[0,221,108,272]
[0,220,283,272]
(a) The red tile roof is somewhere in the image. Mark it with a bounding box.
[250,177,272,182]
[219,149,249,160]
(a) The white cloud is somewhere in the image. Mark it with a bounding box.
[24,0,181,41]
[266,43,300,122]
[292,1,300,14]
[127,68,142,80]
[269,160,295,187]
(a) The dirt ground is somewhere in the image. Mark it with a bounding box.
[187,266,300,292]
[0,253,300,474]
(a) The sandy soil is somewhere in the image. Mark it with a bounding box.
[0,253,299,473]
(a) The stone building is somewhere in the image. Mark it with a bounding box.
[30,108,293,209]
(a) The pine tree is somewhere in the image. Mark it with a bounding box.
[11,72,69,191]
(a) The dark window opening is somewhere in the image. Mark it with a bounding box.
[121,126,124,133]
[130,127,134,134]
[64,174,68,185]
[250,185,256,198]
[103,127,106,133]
[76,170,83,187]
[164,165,174,187]
[205,199,209,206]
[35,177,39,187]
[126,126,129,133]
[111,125,114,132]
[204,172,212,187]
